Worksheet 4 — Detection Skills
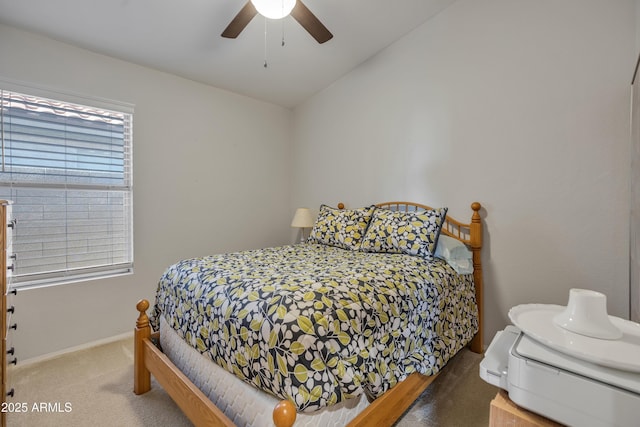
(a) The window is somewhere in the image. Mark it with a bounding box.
[0,88,133,288]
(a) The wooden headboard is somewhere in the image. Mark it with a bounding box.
[339,201,484,353]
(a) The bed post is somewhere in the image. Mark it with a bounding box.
[468,202,484,353]
[273,400,296,427]
[134,299,151,394]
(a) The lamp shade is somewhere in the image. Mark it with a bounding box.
[251,0,296,19]
[291,208,314,228]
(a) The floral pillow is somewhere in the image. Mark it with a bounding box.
[360,207,448,260]
[308,204,375,251]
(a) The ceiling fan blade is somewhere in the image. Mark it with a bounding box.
[290,1,333,44]
[221,1,258,39]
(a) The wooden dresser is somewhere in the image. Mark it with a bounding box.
[1,200,15,427]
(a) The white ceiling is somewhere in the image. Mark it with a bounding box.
[0,0,457,108]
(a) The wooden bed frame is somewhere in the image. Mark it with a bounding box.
[134,201,484,427]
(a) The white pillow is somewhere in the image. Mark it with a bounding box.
[435,235,474,275]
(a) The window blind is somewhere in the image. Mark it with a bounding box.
[0,89,133,287]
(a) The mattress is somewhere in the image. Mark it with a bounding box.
[160,315,371,426]
[151,243,478,413]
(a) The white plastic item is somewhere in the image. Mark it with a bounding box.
[508,304,640,372]
[481,327,640,427]
[478,325,519,390]
[552,288,622,339]
[508,333,640,427]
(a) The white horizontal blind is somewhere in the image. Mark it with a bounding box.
[0,89,133,287]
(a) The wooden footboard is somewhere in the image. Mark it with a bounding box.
[135,300,239,426]
[135,299,438,427]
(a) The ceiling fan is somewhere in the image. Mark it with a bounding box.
[221,0,333,44]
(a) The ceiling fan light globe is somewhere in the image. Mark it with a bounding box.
[251,0,297,19]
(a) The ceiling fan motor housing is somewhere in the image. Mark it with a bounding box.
[251,0,296,19]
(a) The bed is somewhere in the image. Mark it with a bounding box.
[134,201,484,427]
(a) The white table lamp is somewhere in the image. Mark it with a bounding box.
[291,208,314,243]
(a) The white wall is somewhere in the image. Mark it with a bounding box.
[292,0,636,345]
[0,24,293,360]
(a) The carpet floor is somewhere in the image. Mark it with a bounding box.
[6,337,498,426]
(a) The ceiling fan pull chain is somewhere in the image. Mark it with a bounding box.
[281,0,287,47]
[263,17,268,68]
[281,19,286,47]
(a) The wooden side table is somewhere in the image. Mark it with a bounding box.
[489,391,563,427]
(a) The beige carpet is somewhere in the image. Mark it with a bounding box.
[6,337,498,426]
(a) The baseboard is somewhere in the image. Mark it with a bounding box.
[18,330,134,366]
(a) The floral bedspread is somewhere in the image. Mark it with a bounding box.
[151,243,478,412]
